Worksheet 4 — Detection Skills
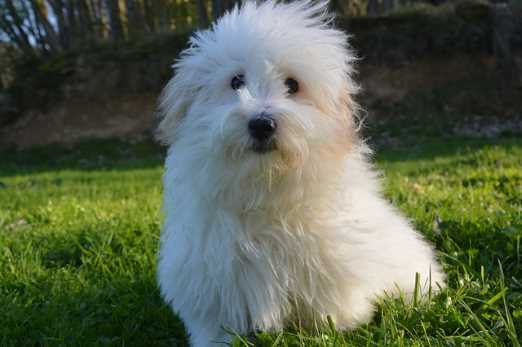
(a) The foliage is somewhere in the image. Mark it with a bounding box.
[0,31,189,122]
[3,2,511,121]
[0,0,241,56]
[0,0,506,57]
[344,8,494,65]
[0,116,521,345]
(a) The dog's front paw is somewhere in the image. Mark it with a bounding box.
[185,321,233,347]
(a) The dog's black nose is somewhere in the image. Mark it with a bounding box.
[248,114,277,142]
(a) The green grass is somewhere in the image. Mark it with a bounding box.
[1,133,521,346]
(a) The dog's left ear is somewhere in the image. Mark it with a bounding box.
[155,62,196,145]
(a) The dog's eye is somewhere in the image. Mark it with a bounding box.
[285,78,299,95]
[231,74,245,90]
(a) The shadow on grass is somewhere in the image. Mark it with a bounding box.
[0,224,188,346]
[2,135,521,178]
[0,274,188,346]
[0,138,165,178]
[373,136,521,163]
[1,135,520,345]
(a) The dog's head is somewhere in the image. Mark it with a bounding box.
[157,0,359,177]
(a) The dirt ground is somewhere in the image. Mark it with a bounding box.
[1,55,520,148]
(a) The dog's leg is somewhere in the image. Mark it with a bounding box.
[338,222,445,313]
[335,286,378,329]
[184,317,232,347]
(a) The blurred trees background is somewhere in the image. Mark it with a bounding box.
[0,0,245,55]
[0,0,521,133]
[2,1,520,76]
[4,0,509,56]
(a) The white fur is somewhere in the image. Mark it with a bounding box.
[156,1,445,346]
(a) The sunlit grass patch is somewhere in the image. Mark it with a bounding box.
[0,137,520,346]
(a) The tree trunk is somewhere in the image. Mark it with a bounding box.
[492,2,516,86]
[156,0,170,32]
[383,0,395,14]
[367,0,379,17]
[88,0,105,40]
[125,0,146,37]
[105,0,124,41]
[196,0,210,28]
[212,0,223,20]
[143,0,156,33]
[77,0,94,42]
[0,13,33,55]
[19,0,46,51]
[29,0,61,52]
[4,0,33,51]
[48,0,71,48]
[66,0,79,47]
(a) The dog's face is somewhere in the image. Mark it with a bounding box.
[158,1,358,177]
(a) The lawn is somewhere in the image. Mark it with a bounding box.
[0,132,520,346]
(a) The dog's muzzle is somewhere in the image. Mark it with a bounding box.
[248,113,277,153]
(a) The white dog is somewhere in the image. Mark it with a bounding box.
[156,1,445,346]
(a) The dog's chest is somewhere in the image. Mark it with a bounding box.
[231,212,343,315]
[161,198,348,330]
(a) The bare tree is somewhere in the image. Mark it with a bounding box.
[77,0,95,42]
[331,0,366,16]
[383,0,395,14]
[125,0,147,37]
[367,0,379,17]
[196,0,210,28]
[0,0,250,55]
[491,1,516,86]
[1,0,33,53]
[105,0,124,41]
[212,0,223,20]
[212,0,240,20]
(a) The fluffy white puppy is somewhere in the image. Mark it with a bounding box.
[156,1,445,346]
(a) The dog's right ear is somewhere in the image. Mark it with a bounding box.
[155,62,196,145]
